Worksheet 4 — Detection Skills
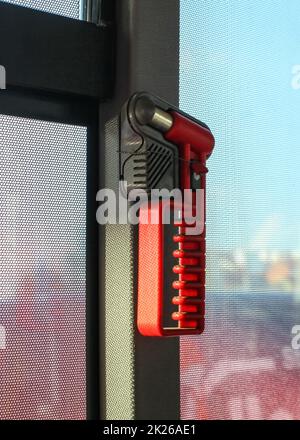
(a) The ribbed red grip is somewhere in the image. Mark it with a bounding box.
[137,109,214,336]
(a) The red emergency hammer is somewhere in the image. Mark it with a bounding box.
[135,96,215,336]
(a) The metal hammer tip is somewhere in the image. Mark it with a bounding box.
[135,96,173,133]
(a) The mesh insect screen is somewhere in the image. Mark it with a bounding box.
[0,0,80,19]
[0,115,87,419]
[180,0,300,420]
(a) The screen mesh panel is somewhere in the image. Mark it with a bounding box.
[0,0,81,19]
[180,0,300,420]
[0,115,87,419]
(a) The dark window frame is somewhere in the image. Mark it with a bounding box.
[0,1,114,98]
[0,0,115,420]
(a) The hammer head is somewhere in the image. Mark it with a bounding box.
[119,92,214,193]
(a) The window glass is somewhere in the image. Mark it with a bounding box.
[180,0,300,420]
[0,115,87,419]
[0,0,81,19]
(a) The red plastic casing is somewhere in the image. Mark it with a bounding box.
[138,111,215,336]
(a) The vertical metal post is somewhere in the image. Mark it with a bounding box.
[80,0,101,25]
[99,0,180,420]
